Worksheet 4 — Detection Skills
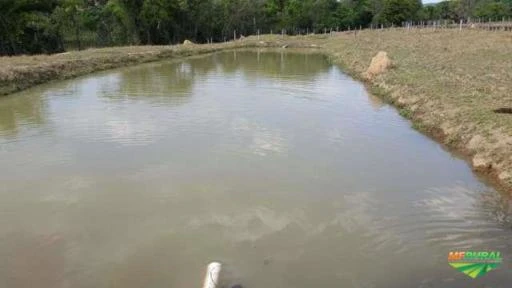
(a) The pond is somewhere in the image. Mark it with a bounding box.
[0,50,511,287]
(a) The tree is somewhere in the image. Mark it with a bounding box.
[309,0,339,31]
[435,1,459,21]
[335,0,374,29]
[53,0,88,50]
[98,0,136,46]
[0,0,62,55]
[15,0,512,56]
[139,0,176,44]
[473,1,511,20]
[375,0,422,25]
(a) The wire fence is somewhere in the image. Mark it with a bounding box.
[229,19,512,42]
[398,18,512,32]
[62,18,512,50]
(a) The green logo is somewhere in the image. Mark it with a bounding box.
[448,251,502,279]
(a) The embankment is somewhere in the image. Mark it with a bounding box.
[1,31,511,193]
[0,38,317,96]
[0,42,242,96]
[325,30,512,194]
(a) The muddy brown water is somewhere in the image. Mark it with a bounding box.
[1,51,512,288]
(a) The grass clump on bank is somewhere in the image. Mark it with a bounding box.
[1,30,511,193]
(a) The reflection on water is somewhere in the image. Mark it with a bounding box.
[215,50,331,78]
[0,93,46,137]
[107,61,195,103]
[0,51,511,288]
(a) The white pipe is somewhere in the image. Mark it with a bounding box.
[202,262,222,288]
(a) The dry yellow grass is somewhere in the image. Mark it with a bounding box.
[323,29,512,192]
[1,30,511,192]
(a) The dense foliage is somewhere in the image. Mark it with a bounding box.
[1,0,511,55]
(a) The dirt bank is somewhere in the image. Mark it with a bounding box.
[0,42,239,96]
[1,31,511,193]
[0,37,317,96]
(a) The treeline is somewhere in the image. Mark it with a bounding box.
[1,0,512,55]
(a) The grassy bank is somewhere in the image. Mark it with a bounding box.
[0,41,247,96]
[324,30,512,194]
[0,38,320,96]
[1,30,511,193]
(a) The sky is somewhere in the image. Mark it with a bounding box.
[423,0,442,3]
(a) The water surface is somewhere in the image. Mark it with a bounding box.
[1,51,511,287]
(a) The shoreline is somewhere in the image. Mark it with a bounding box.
[0,38,320,96]
[1,31,511,194]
